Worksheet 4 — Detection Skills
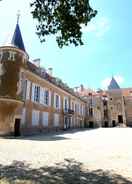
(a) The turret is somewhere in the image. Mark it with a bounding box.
[0,17,28,135]
[0,21,28,99]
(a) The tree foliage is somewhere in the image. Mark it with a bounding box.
[30,0,97,48]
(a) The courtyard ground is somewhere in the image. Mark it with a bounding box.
[0,128,132,184]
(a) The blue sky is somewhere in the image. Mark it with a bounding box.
[0,0,132,90]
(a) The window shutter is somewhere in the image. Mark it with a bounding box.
[26,80,31,100]
[21,108,26,124]
[31,83,35,102]
[67,98,69,110]
[59,96,61,109]
[54,93,56,108]
[63,97,65,110]
[40,87,44,104]
[49,91,51,106]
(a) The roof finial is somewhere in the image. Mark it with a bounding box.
[17,10,20,24]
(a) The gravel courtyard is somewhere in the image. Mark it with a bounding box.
[0,128,132,184]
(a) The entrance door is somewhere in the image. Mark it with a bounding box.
[118,115,123,123]
[64,116,68,130]
[112,120,116,127]
[14,119,21,136]
[89,121,94,128]
[104,121,109,127]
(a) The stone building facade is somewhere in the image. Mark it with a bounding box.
[0,22,86,136]
[78,80,132,128]
[0,22,132,136]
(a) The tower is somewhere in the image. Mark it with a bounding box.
[0,16,28,135]
[107,77,126,126]
[108,77,120,90]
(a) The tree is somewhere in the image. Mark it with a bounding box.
[30,0,97,48]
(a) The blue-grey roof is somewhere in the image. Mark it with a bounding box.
[108,77,120,90]
[11,23,25,52]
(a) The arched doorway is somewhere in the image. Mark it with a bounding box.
[14,119,21,136]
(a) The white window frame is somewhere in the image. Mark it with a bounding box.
[32,83,40,103]
[63,96,69,112]
[42,112,49,127]
[54,113,59,127]
[54,93,61,109]
[26,80,31,100]
[8,51,16,61]
[44,89,49,106]
[21,108,26,124]
[32,110,40,126]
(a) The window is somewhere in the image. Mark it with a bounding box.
[34,86,40,102]
[42,112,49,127]
[54,113,59,127]
[54,94,60,109]
[32,110,39,126]
[22,80,31,100]
[77,104,80,113]
[40,88,51,106]
[26,80,31,100]
[75,104,77,113]
[72,102,74,110]
[44,90,49,105]
[117,103,121,111]
[8,51,16,61]
[90,98,92,106]
[104,110,108,118]
[81,105,84,115]
[56,95,59,108]
[64,97,68,111]
[21,79,27,100]
[103,100,107,106]
[89,108,93,116]
[21,108,26,124]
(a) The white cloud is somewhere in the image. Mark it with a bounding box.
[101,75,125,90]
[82,17,110,38]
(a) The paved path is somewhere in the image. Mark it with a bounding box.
[0,128,132,183]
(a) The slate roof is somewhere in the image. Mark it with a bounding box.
[27,61,86,102]
[108,77,120,90]
[11,23,25,52]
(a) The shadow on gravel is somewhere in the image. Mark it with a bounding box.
[0,159,132,184]
[2,128,99,141]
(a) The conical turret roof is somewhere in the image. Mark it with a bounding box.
[11,22,25,52]
[108,77,120,90]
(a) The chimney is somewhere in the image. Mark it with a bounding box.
[48,67,53,76]
[32,58,40,67]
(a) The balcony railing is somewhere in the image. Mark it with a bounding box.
[63,108,74,115]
